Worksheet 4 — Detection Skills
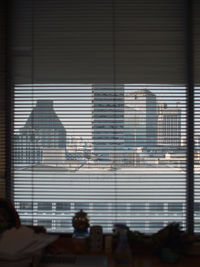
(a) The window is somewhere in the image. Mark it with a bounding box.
[38,202,52,211]
[149,222,164,232]
[168,203,184,216]
[37,220,52,230]
[7,0,200,234]
[20,201,33,210]
[129,221,146,232]
[74,202,90,211]
[56,202,71,211]
[149,203,164,216]
[12,84,188,233]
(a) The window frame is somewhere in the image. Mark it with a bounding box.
[4,0,198,235]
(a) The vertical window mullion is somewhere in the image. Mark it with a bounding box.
[186,0,194,234]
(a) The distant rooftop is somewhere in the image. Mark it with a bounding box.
[125,88,155,97]
[24,99,65,129]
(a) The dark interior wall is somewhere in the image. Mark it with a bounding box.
[0,0,6,197]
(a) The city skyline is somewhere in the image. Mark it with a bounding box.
[13,84,188,169]
[14,84,186,143]
[12,84,200,233]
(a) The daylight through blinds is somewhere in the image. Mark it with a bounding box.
[10,0,197,233]
[13,84,187,232]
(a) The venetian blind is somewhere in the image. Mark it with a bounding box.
[11,0,188,233]
[194,0,200,233]
[0,0,6,198]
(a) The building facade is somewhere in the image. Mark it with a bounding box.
[124,89,157,151]
[14,100,66,168]
[157,103,181,147]
[92,84,124,163]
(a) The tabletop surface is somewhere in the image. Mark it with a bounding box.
[44,236,200,267]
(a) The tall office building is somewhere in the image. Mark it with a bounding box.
[157,103,181,147]
[14,129,42,167]
[14,100,66,167]
[24,100,66,149]
[124,89,157,150]
[92,84,124,162]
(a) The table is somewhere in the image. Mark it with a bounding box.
[45,237,200,267]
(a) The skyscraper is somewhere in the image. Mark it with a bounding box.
[14,100,66,167]
[14,129,42,167]
[157,103,181,147]
[92,84,124,162]
[124,89,157,150]
[24,100,66,149]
